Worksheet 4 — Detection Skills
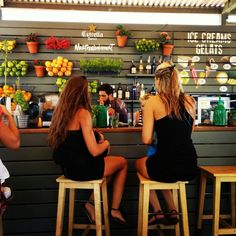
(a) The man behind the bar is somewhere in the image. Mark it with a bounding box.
[98,83,128,123]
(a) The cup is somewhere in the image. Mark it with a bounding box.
[110,112,119,128]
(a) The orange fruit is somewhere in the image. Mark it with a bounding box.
[61,67,66,73]
[52,68,58,74]
[48,71,54,76]
[57,71,63,77]
[65,70,71,76]
[67,62,73,67]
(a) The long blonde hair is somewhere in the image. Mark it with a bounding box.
[155,62,193,119]
[48,76,91,148]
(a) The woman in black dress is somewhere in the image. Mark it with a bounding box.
[49,76,127,224]
[135,62,198,225]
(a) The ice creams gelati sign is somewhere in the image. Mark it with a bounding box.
[187,32,232,55]
[74,24,115,52]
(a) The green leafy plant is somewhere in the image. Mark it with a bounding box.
[91,105,100,118]
[159,32,172,45]
[34,59,44,66]
[80,58,123,73]
[135,38,159,52]
[26,33,38,42]
[13,90,30,112]
[115,25,131,37]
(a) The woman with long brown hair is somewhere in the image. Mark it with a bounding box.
[49,76,127,224]
[135,62,198,225]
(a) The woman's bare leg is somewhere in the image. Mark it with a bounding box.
[135,157,164,222]
[86,156,127,223]
[161,190,176,211]
[103,156,128,222]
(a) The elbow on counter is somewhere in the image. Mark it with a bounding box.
[9,139,20,150]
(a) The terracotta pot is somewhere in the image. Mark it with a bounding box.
[116,35,128,47]
[26,41,39,54]
[162,44,174,56]
[34,65,45,77]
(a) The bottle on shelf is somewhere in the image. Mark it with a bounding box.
[138,56,144,74]
[146,56,151,74]
[151,56,157,74]
[132,82,136,100]
[150,84,156,95]
[112,85,117,98]
[140,83,145,98]
[136,82,141,100]
[117,83,123,99]
[125,85,131,100]
[130,59,137,74]
[213,96,227,126]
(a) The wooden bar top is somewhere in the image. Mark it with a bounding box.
[199,166,236,176]
[19,126,236,134]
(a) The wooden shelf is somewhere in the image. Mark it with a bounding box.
[126,74,155,77]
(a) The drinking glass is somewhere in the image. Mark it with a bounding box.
[111,112,119,128]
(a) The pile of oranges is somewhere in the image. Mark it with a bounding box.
[45,56,73,77]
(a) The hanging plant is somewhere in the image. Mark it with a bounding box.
[135,39,159,52]
[45,36,71,50]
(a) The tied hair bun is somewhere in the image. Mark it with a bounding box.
[155,63,175,77]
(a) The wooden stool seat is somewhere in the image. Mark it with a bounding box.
[55,175,110,236]
[137,173,189,236]
[197,166,236,236]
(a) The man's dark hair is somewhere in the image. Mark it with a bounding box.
[98,83,113,96]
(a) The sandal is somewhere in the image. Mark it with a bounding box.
[109,208,127,225]
[164,209,179,225]
[148,210,166,225]
[84,201,95,224]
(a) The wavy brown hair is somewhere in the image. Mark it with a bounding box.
[48,76,91,148]
[155,63,193,119]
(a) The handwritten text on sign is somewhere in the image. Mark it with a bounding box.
[187,32,231,55]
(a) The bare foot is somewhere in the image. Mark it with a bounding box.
[111,209,126,223]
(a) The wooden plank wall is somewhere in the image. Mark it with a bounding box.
[0,21,236,235]
[0,130,236,236]
[0,21,236,99]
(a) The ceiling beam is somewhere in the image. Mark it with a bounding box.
[2,2,222,14]
[222,0,236,14]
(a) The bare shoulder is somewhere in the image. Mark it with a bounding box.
[77,108,90,118]
[185,94,196,106]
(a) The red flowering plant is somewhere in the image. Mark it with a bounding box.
[45,36,71,50]
[159,32,172,45]
[26,33,38,42]
[34,59,44,66]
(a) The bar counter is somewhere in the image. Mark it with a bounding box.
[18,125,236,133]
[2,125,236,236]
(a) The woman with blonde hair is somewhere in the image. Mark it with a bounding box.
[49,76,127,224]
[135,62,197,225]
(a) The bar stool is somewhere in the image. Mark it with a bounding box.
[137,173,189,236]
[197,166,236,236]
[55,175,110,236]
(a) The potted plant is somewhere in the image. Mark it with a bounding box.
[135,38,159,52]
[91,105,100,127]
[13,89,32,128]
[26,33,39,54]
[115,25,131,47]
[159,32,174,56]
[34,59,45,77]
[80,58,123,74]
